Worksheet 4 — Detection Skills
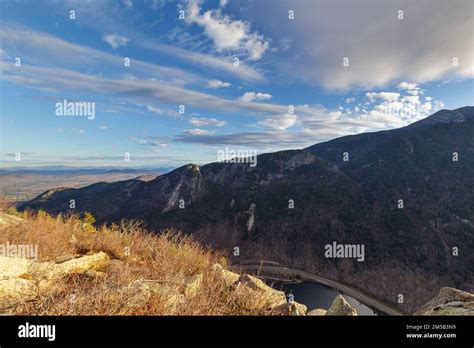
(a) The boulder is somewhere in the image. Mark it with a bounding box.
[0,252,111,312]
[0,256,36,311]
[292,301,308,315]
[0,213,25,230]
[236,274,287,309]
[415,287,474,316]
[307,308,327,316]
[133,280,181,310]
[183,274,203,298]
[32,252,110,281]
[231,282,271,311]
[0,256,31,279]
[211,263,239,286]
[326,295,357,316]
[274,302,307,316]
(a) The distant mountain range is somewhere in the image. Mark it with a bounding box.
[20,107,474,313]
[0,166,174,176]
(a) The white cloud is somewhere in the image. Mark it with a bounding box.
[219,0,229,8]
[346,98,355,104]
[189,117,226,127]
[185,0,269,60]
[102,34,129,49]
[206,79,231,88]
[366,92,400,102]
[398,82,417,91]
[239,92,272,102]
[258,113,298,130]
[401,95,420,104]
[123,0,133,8]
[398,82,422,96]
[359,85,443,127]
[175,93,448,150]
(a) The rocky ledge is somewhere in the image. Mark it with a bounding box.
[0,252,110,312]
[0,251,358,315]
[415,287,474,316]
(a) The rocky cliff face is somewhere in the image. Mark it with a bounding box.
[19,107,474,313]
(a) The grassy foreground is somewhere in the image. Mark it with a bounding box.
[0,209,273,315]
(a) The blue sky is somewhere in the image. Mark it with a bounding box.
[1,0,473,168]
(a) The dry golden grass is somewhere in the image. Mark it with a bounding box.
[1,209,273,315]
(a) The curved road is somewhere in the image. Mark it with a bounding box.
[233,262,403,316]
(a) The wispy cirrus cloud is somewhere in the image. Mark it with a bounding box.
[138,39,265,82]
[188,117,226,127]
[0,60,286,117]
[183,128,214,136]
[0,26,204,86]
[2,58,444,152]
[6,23,264,83]
[5,1,266,83]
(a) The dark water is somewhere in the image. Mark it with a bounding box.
[278,282,376,315]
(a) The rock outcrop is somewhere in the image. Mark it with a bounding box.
[131,280,182,311]
[235,273,287,309]
[0,213,25,230]
[183,274,203,298]
[211,263,239,286]
[273,302,308,316]
[211,263,309,314]
[307,308,327,316]
[325,295,358,316]
[0,252,110,312]
[415,287,474,316]
[210,264,359,316]
[9,254,450,316]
